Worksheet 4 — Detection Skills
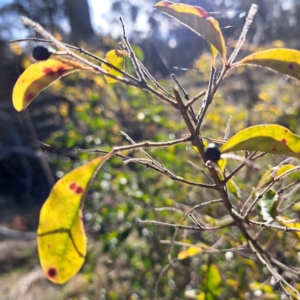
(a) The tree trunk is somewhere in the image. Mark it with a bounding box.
[65,0,94,43]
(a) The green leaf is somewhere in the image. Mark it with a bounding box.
[102,49,128,83]
[204,263,221,300]
[220,124,300,159]
[154,1,227,62]
[257,189,278,222]
[38,152,113,284]
[233,48,300,81]
[227,177,241,200]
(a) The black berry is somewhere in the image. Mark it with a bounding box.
[32,45,51,61]
[205,143,221,162]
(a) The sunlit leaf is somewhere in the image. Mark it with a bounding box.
[178,245,202,260]
[257,189,278,222]
[13,59,80,111]
[277,216,300,240]
[220,124,300,159]
[257,164,296,189]
[210,44,218,67]
[184,289,205,300]
[38,152,113,284]
[154,1,227,62]
[233,48,300,81]
[204,263,222,300]
[102,49,128,83]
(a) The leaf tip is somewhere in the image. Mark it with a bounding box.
[46,266,58,281]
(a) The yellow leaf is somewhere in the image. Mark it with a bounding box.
[102,49,128,83]
[154,1,227,62]
[13,59,80,111]
[234,48,300,81]
[217,158,226,173]
[276,215,300,240]
[38,152,113,284]
[257,164,296,189]
[210,44,218,67]
[220,124,300,159]
[178,245,202,260]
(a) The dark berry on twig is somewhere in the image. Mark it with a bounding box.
[205,143,221,162]
[32,45,51,61]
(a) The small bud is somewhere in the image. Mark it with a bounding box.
[32,45,51,61]
[205,143,221,162]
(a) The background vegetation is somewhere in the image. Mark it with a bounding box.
[1,0,300,299]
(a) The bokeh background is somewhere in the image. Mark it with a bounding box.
[0,0,300,299]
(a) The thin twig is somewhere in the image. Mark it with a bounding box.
[243,165,300,218]
[248,219,300,233]
[138,61,174,98]
[188,160,214,183]
[119,17,146,84]
[154,260,177,300]
[185,90,206,108]
[170,74,189,100]
[196,67,216,127]
[137,219,230,231]
[160,240,246,254]
[228,4,258,65]
[16,22,178,108]
[80,148,216,189]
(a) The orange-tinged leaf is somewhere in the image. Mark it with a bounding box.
[178,245,202,260]
[220,124,300,159]
[154,1,227,62]
[102,49,128,83]
[277,216,300,239]
[13,59,81,111]
[234,48,300,81]
[38,152,113,284]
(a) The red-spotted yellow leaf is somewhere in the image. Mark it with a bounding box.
[220,124,300,159]
[102,50,128,83]
[13,59,82,111]
[178,245,202,260]
[233,48,300,81]
[154,1,227,62]
[38,152,113,284]
[277,216,300,239]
